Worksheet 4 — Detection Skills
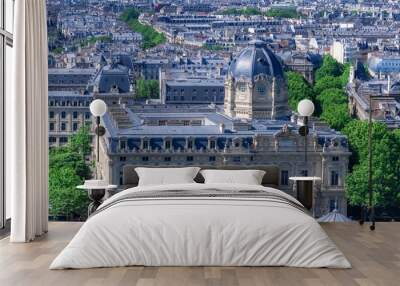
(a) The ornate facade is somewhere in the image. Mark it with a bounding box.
[96,41,350,217]
[224,40,291,120]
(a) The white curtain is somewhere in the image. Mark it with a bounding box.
[8,0,49,242]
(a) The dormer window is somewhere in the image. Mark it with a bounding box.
[165,140,171,149]
[188,140,193,149]
[210,140,216,149]
[142,140,149,149]
[257,85,266,94]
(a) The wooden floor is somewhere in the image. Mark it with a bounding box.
[0,222,399,286]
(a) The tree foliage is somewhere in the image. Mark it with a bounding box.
[120,8,166,49]
[286,71,314,111]
[49,126,92,220]
[220,7,262,16]
[343,121,400,207]
[135,78,160,99]
[320,103,351,131]
[265,8,300,19]
[315,55,344,81]
[313,76,342,95]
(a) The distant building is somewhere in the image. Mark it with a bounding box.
[48,68,96,92]
[161,78,224,104]
[282,52,320,84]
[133,59,169,80]
[368,53,400,77]
[48,91,92,147]
[347,76,400,129]
[330,40,358,64]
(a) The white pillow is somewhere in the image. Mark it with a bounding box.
[135,167,200,186]
[200,169,266,185]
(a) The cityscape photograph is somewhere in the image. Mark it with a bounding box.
[45,0,400,222]
[1,0,400,285]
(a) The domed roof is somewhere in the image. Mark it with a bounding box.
[229,40,284,80]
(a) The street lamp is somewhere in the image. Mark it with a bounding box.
[297,99,315,163]
[359,94,376,231]
[90,99,107,179]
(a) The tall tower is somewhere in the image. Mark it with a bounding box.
[224,40,291,120]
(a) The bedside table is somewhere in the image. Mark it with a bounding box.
[77,180,117,216]
[289,177,321,211]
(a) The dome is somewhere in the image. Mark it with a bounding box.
[229,40,284,80]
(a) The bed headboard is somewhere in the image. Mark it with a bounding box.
[122,165,280,188]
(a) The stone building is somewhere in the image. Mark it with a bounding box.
[48,91,93,147]
[224,40,291,120]
[96,41,350,217]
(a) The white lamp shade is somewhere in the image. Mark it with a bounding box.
[297,99,315,117]
[90,99,107,117]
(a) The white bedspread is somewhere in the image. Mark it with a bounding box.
[50,183,351,269]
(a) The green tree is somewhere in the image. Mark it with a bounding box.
[221,7,262,16]
[313,76,343,94]
[343,121,400,207]
[286,71,314,111]
[320,103,351,131]
[49,166,89,220]
[120,8,166,49]
[135,78,159,99]
[265,8,300,19]
[315,55,344,81]
[316,88,347,108]
[49,126,92,220]
[68,124,92,161]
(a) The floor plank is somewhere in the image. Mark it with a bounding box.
[0,222,399,286]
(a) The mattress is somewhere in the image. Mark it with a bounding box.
[50,183,351,269]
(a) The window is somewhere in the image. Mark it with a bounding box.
[233,156,241,162]
[49,137,57,143]
[61,123,66,131]
[61,111,66,119]
[300,170,308,176]
[49,123,55,131]
[73,111,78,119]
[209,156,216,162]
[49,111,55,118]
[1,0,14,229]
[120,156,126,162]
[73,122,78,131]
[60,137,68,144]
[281,170,289,186]
[238,83,246,92]
[142,156,149,162]
[331,171,339,186]
[332,156,339,162]
[85,112,91,119]
[209,140,215,149]
[188,140,193,149]
[257,85,266,94]
[165,140,171,149]
[120,141,126,150]
[164,157,171,162]
[143,140,148,149]
[186,156,193,162]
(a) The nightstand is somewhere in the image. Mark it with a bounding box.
[289,177,321,211]
[77,180,117,216]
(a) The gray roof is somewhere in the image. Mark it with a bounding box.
[97,64,130,93]
[229,40,284,80]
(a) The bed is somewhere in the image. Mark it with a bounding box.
[50,172,351,269]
